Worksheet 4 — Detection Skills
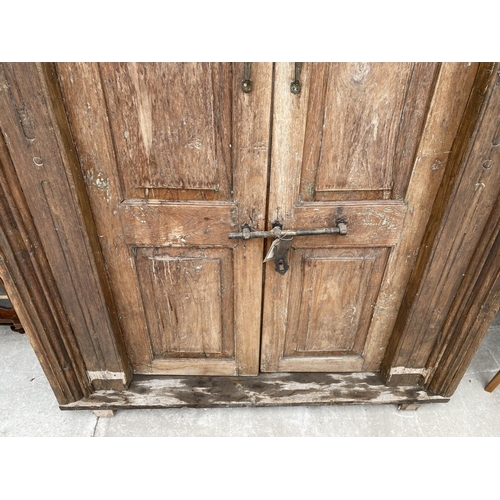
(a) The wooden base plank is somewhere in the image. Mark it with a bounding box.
[60,373,449,410]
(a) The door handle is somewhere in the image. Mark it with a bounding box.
[228,220,347,275]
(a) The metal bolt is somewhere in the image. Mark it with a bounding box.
[242,80,252,93]
[290,81,301,94]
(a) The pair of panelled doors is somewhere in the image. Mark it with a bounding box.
[57,62,440,377]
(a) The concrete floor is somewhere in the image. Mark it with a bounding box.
[1,314,499,437]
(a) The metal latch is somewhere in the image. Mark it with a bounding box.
[228,218,348,275]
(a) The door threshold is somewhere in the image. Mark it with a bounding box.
[60,372,448,410]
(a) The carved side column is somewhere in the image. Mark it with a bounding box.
[0,63,131,397]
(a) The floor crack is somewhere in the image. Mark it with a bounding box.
[91,416,99,437]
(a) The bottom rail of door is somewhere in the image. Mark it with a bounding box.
[59,372,448,410]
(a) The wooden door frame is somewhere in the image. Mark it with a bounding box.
[0,62,499,408]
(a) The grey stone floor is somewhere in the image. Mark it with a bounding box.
[1,314,499,437]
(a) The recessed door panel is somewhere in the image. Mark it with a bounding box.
[284,248,388,358]
[99,63,232,199]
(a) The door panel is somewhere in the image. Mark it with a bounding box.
[261,62,440,373]
[300,63,413,202]
[284,247,389,357]
[99,63,232,200]
[57,62,272,376]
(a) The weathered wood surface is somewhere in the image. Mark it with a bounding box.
[0,132,91,404]
[60,373,449,410]
[261,62,478,374]
[0,62,130,394]
[302,63,412,201]
[362,62,479,373]
[57,63,273,376]
[99,63,233,199]
[278,247,389,373]
[383,63,500,389]
[292,201,406,247]
[429,194,500,396]
[119,200,237,246]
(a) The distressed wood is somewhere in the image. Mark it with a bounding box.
[0,126,91,404]
[383,63,500,387]
[99,63,232,199]
[2,61,499,410]
[261,62,478,374]
[392,63,440,200]
[309,63,412,198]
[60,372,448,410]
[300,63,438,203]
[56,62,157,369]
[57,63,272,376]
[119,200,237,247]
[292,201,406,247]
[135,247,235,364]
[428,195,500,396]
[363,63,480,372]
[280,247,389,372]
[0,63,131,391]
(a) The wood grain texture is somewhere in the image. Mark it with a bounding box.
[0,127,91,404]
[300,63,438,202]
[57,62,273,376]
[56,62,159,368]
[136,247,234,359]
[283,248,388,357]
[260,63,312,372]
[119,200,237,246]
[231,63,273,375]
[362,63,480,372]
[382,63,499,385]
[427,160,500,397]
[314,63,411,193]
[292,201,406,247]
[429,217,500,396]
[60,372,448,410]
[261,63,475,374]
[99,63,232,199]
[0,63,131,389]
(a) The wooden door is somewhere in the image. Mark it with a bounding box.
[55,62,476,379]
[56,63,272,376]
[260,62,474,373]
